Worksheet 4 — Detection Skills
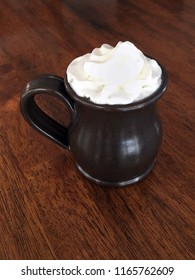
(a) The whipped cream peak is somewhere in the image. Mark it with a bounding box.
[67,41,162,105]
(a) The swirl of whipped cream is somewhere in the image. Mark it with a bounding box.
[66,41,162,105]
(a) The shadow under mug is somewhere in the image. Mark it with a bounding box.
[20,62,168,186]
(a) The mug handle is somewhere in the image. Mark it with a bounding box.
[20,74,75,149]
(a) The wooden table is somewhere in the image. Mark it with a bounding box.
[0,0,194,260]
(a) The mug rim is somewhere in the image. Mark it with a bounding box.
[64,59,168,111]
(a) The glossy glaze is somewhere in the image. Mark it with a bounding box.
[66,74,167,186]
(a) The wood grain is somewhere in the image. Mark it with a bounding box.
[0,0,194,259]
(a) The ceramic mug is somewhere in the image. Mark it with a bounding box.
[20,61,168,186]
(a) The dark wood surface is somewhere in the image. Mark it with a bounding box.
[0,0,194,260]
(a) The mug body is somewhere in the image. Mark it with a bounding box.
[68,102,162,186]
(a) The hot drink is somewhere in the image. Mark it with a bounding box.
[20,41,168,186]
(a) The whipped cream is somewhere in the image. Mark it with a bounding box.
[66,41,162,105]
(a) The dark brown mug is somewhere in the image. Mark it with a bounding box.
[20,61,168,186]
